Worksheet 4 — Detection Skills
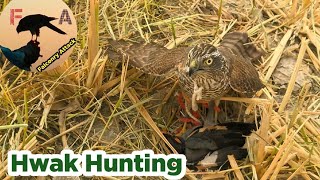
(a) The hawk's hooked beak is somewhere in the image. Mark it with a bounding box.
[188,59,199,76]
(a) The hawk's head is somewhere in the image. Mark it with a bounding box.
[187,44,224,76]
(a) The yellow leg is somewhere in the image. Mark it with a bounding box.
[214,99,221,124]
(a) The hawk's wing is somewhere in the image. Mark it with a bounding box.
[220,32,262,62]
[219,32,264,96]
[107,40,191,76]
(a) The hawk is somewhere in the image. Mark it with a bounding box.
[107,32,264,124]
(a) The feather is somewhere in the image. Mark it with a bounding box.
[163,122,256,170]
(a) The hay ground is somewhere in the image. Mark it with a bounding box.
[1,0,320,179]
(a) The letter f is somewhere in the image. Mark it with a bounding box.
[10,9,23,25]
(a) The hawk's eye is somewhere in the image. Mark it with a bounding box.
[205,59,213,65]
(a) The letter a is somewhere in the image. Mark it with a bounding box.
[59,9,72,24]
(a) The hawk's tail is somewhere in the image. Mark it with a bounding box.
[46,23,67,35]
[220,32,263,62]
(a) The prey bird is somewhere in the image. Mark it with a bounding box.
[106,32,264,125]
[16,14,66,41]
[164,122,256,170]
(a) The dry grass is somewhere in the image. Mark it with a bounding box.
[1,0,320,179]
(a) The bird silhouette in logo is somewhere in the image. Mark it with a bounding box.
[0,40,42,71]
[16,14,67,41]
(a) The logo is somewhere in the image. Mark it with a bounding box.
[0,0,77,72]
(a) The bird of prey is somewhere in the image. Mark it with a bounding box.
[16,14,67,41]
[0,40,42,71]
[107,32,264,124]
[164,122,256,170]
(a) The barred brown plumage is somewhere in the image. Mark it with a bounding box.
[106,32,264,123]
